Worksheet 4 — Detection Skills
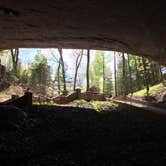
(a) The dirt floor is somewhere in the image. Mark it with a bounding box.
[1,105,166,165]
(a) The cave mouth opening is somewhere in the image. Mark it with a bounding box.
[0,48,165,110]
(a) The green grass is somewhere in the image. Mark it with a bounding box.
[90,101,102,112]
[72,99,118,112]
[90,101,118,112]
[132,83,166,97]
[32,101,57,105]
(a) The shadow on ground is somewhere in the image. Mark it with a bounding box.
[1,105,166,165]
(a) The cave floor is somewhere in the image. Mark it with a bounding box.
[1,105,166,166]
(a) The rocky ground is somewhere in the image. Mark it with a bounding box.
[1,105,166,165]
[0,85,25,102]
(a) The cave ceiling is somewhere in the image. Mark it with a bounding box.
[0,0,166,64]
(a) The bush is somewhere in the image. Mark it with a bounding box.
[10,75,19,83]
[90,101,103,112]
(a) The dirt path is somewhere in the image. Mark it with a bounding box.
[113,98,166,115]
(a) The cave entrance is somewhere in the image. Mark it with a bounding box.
[0,48,165,111]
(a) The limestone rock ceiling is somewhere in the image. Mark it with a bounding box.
[0,0,166,64]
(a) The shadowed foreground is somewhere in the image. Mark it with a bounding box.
[1,105,166,165]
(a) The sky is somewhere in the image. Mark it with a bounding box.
[18,48,115,77]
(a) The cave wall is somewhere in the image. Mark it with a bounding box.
[0,0,166,64]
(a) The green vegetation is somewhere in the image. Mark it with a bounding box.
[72,100,119,112]
[0,48,165,104]
[30,51,51,95]
[32,100,56,105]
[90,101,102,112]
[90,51,113,96]
[132,83,166,96]
[115,54,164,97]
[90,101,118,112]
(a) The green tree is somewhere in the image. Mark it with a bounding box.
[114,52,117,96]
[30,50,51,95]
[142,57,150,96]
[116,53,162,97]
[127,54,133,95]
[90,51,112,95]
[90,51,104,89]
[104,66,113,97]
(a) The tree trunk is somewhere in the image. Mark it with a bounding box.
[127,54,133,95]
[114,52,117,96]
[142,57,149,97]
[73,50,83,91]
[57,59,61,95]
[10,48,19,74]
[58,48,67,94]
[86,49,90,92]
[122,52,126,96]
[134,56,139,91]
[103,53,105,93]
[150,61,156,85]
[73,69,78,91]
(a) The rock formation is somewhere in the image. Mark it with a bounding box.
[0,1,166,64]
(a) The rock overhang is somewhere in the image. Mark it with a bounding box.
[0,0,166,64]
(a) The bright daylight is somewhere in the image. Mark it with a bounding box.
[0,48,165,106]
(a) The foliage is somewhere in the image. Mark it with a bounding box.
[107,101,119,109]
[10,75,19,83]
[19,68,31,84]
[132,83,166,96]
[90,51,104,88]
[90,51,113,96]
[30,50,51,95]
[90,101,102,112]
[0,48,165,100]
[90,101,118,112]
[116,53,162,96]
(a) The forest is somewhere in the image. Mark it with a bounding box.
[0,48,165,103]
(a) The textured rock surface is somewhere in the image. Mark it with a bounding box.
[0,1,166,64]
